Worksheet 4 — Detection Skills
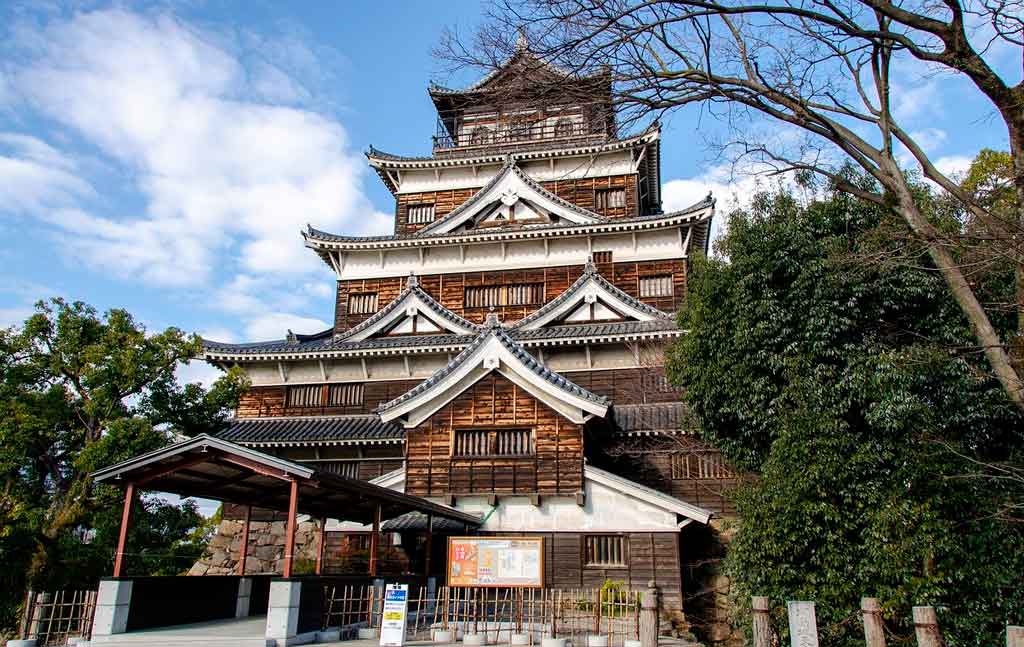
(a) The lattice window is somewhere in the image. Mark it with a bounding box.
[464,283,544,308]
[585,535,627,567]
[595,188,627,210]
[408,204,436,224]
[321,461,360,479]
[453,428,534,457]
[327,383,363,406]
[592,250,613,264]
[287,385,322,408]
[349,292,379,315]
[670,452,735,479]
[639,275,673,298]
[469,127,492,146]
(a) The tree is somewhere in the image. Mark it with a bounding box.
[440,0,1024,412]
[0,299,247,632]
[666,182,1024,644]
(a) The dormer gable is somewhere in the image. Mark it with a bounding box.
[415,159,605,236]
[509,260,673,331]
[337,273,480,342]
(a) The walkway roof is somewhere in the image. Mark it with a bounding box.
[91,434,481,527]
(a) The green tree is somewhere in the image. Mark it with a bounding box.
[0,299,247,632]
[667,180,1024,644]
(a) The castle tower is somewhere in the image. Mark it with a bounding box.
[202,46,733,612]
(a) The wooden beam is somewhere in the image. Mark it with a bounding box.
[282,480,299,578]
[315,517,327,575]
[368,504,381,576]
[424,514,433,576]
[215,453,296,482]
[112,483,136,577]
[135,455,213,485]
[238,505,252,576]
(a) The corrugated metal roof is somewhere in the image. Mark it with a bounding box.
[218,415,405,445]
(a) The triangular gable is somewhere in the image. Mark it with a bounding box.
[510,261,672,331]
[416,159,605,236]
[377,317,609,428]
[338,274,480,342]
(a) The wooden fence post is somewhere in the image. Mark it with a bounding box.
[751,596,771,647]
[1007,626,1023,647]
[639,581,659,647]
[913,606,945,647]
[862,598,887,647]
[19,590,35,639]
[786,601,819,647]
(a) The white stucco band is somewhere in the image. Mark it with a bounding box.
[346,465,712,533]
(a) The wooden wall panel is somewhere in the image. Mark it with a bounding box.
[335,260,687,332]
[236,380,420,418]
[404,373,584,497]
[392,174,641,235]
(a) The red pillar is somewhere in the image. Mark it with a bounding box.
[282,480,299,578]
[368,505,381,577]
[315,517,327,575]
[112,483,136,577]
[237,505,252,576]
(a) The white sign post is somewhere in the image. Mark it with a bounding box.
[379,584,409,647]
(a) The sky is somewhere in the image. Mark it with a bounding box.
[0,0,1016,392]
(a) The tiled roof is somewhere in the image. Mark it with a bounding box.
[203,332,474,358]
[515,319,680,341]
[217,415,405,445]
[336,274,481,341]
[303,195,714,245]
[509,260,672,331]
[414,158,605,236]
[376,319,610,415]
[381,511,465,532]
[612,402,692,434]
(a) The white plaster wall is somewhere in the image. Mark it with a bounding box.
[393,150,636,195]
[336,228,686,281]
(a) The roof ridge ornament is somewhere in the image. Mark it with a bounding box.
[485,308,502,329]
[286,329,298,345]
[407,271,419,288]
[515,27,529,52]
[584,257,597,275]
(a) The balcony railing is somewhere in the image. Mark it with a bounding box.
[433,108,615,154]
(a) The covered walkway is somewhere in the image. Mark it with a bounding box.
[88,434,480,646]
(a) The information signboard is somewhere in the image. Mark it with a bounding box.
[379,584,409,647]
[447,536,544,588]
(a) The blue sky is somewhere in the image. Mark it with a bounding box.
[0,1,1014,389]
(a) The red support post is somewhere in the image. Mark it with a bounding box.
[282,480,299,578]
[369,505,381,577]
[315,516,327,575]
[237,505,252,576]
[112,483,136,577]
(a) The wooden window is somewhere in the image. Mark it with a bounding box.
[592,251,613,264]
[322,461,360,479]
[287,385,322,409]
[453,428,534,457]
[554,118,575,138]
[595,188,627,211]
[349,292,379,315]
[585,535,627,567]
[470,127,492,146]
[407,204,436,224]
[670,452,734,480]
[639,275,673,298]
[464,283,543,308]
[328,383,363,406]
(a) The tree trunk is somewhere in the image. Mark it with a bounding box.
[888,166,1024,412]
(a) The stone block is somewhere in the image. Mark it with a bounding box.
[587,636,608,647]
[315,629,341,643]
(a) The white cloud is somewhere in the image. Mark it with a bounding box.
[175,358,224,389]
[0,305,33,329]
[244,312,329,341]
[7,9,390,287]
[0,133,93,214]
[934,154,973,178]
[907,128,948,154]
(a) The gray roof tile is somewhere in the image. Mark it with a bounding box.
[218,415,405,445]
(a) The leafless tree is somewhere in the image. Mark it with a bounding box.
[436,0,1024,412]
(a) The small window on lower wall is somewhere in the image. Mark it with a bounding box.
[287,384,322,408]
[585,535,627,567]
[453,428,534,457]
[639,275,674,298]
[328,383,364,406]
[349,292,379,315]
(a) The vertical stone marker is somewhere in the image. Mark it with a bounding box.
[1007,626,1024,647]
[787,601,819,647]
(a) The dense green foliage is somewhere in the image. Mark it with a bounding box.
[667,182,1024,645]
[0,299,247,634]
